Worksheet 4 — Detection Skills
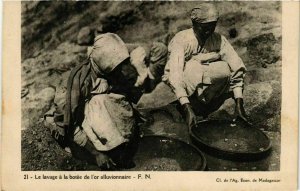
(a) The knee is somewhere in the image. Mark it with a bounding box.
[209,61,231,81]
[90,94,107,101]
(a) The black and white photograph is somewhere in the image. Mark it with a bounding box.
[20,1,283,172]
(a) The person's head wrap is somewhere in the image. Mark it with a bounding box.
[149,42,168,64]
[190,4,219,24]
[149,42,168,79]
[88,33,129,76]
[129,42,168,86]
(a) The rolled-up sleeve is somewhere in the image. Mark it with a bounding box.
[167,41,189,104]
[220,36,246,98]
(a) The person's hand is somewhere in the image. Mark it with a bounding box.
[95,153,116,170]
[234,98,252,127]
[192,52,221,63]
[182,103,197,132]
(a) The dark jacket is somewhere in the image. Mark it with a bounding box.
[64,61,92,142]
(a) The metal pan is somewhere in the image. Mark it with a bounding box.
[190,120,272,161]
[129,135,206,171]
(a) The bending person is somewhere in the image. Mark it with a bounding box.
[64,33,143,169]
[162,4,250,131]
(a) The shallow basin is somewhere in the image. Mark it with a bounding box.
[190,120,272,161]
[129,135,206,171]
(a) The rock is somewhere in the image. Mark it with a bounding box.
[243,82,273,113]
[22,42,87,88]
[210,81,281,131]
[94,25,105,36]
[22,87,56,130]
[77,26,94,45]
[21,88,29,98]
[250,81,281,131]
[246,33,281,67]
[56,42,87,54]
[218,11,253,28]
[21,42,88,131]
[32,50,41,58]
[54,86,67,113]
[39,87,56,102]
[245,66,281,85]
[50,43,87,72]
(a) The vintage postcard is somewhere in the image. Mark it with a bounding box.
[1,1,299,190]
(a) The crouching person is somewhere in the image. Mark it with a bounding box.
[162,4,250,131]
[127,42,168,93]
[64,33,143,169]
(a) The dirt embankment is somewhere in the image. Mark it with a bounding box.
[21,1,282,171]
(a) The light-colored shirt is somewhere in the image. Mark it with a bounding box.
[163,28,246,105]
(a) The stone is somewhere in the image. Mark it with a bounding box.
[244,66,281,85]
[247,33,281,67]
[56,42,87,54]
[22,87,56,130]
[77,26,94,46]
[39,87,56,102]
[210,80,281,131]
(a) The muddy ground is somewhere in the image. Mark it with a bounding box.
[21,1,281,171]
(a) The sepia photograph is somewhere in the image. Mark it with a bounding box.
[2,1,300,190]
[20,1,283,172]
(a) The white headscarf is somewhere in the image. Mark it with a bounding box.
[88,33,130,94]
[89,33,129,75]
